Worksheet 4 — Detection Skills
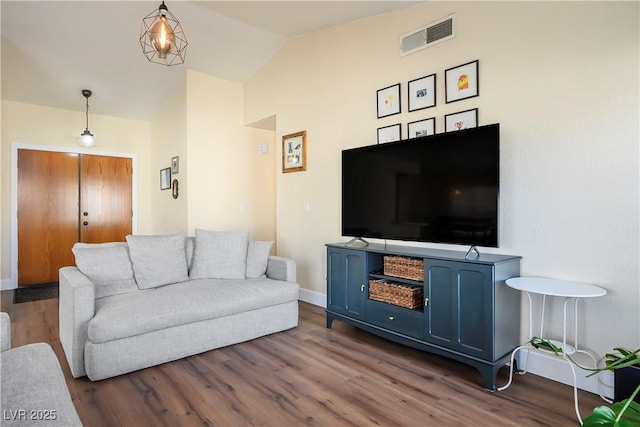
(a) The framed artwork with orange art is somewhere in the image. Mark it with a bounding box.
[445,60,479,103]
[376,83,401,118]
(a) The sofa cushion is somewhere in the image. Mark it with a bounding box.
[126,232,189,289]
[89,278,300,344]
[72,242,138,299]
[189,230,249,280]
[246,241,274,278]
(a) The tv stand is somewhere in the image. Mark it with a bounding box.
[326,242,521,390]
[342,237,369,247]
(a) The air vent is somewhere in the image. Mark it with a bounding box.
[400,14,456,57]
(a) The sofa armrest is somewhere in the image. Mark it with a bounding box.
[1,312,10,352]
[59,266,95,378]
[266,256,297,282]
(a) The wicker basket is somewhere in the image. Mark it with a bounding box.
[383,256,424,281]
[369,279,424,309]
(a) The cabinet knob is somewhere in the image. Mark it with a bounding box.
[388,316,395,321]
[360,284,365,292]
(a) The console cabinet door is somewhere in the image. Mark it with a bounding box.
[327,248,367,320]
[424,260,493,359]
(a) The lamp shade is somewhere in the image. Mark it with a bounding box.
[140,2,187,66]
[78,130,95,147]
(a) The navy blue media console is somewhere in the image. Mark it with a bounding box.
[326,242,521,390]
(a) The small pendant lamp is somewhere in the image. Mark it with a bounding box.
[77,89,96,147]
[139,1,188,66]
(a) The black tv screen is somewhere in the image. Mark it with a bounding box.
[342,123,499,247]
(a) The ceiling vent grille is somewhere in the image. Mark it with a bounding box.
[400,14,456,57]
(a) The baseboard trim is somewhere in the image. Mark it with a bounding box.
[514,347,613,398]
[298,288,326,308]
[1,278,17,291]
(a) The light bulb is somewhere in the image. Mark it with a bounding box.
[149,15,175,59]
[78,130,95,147]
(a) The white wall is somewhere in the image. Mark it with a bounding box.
[0,100,153,287]
[244,1,639,359]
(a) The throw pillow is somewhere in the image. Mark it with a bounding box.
[190,229,249,280]
[126,232,189,289]
[72,242,138,299]
[246,241,274,278]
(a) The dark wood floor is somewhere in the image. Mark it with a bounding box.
[1,292,604,426]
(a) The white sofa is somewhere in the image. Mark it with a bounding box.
[59,230,300,381]
[1,313,83,426]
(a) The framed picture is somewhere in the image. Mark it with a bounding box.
[282,130,307,173]
[376,83,401,118]
[171,156,179,174]
[408,74,436,111]
[445,60,479,103]
[160,167,171,190]
[445,108,478,132]
[407,117,436,139]
[377,123,401,144]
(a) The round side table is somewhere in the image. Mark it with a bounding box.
[498,277,607,424]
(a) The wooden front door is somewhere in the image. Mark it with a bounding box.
[80,155,132,243]
[17,150,133,286]
[18,150,80,285]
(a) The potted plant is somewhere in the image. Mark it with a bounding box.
[528,339,640,425]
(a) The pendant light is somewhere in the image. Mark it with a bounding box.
[139,1,188,66]
[77,89,96,147]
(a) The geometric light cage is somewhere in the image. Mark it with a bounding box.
[139,3,188,66]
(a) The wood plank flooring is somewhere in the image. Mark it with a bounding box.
[1,292,604,426]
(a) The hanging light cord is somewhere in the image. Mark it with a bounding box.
[84,96,90,132]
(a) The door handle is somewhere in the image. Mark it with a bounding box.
[360,284,365,292]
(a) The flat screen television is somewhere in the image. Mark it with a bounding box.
[342,123,499,247]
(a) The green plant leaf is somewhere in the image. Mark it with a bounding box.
[582,386,640,427]
[582,406,616,426]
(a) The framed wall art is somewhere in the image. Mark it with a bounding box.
[282,130,307,173]
[445,108,478,132]
[376,83,401,118]
[377,123,401,144]
[445,60,479,103]
[408,74,436,111]
[160,167,171,190]
[407,117,436,139]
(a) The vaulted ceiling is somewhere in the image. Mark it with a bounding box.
[1,1,422,121]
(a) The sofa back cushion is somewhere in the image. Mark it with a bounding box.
[190,230,248,280]
[72,242,138,298]
[246,241,274,278]
[126,232,189,289]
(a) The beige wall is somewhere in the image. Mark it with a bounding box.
[0,100,153,287]
[150,75,189,234]
[185,70,276,241]
[244,1,639,357]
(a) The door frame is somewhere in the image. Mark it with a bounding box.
[8,143,138,290]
